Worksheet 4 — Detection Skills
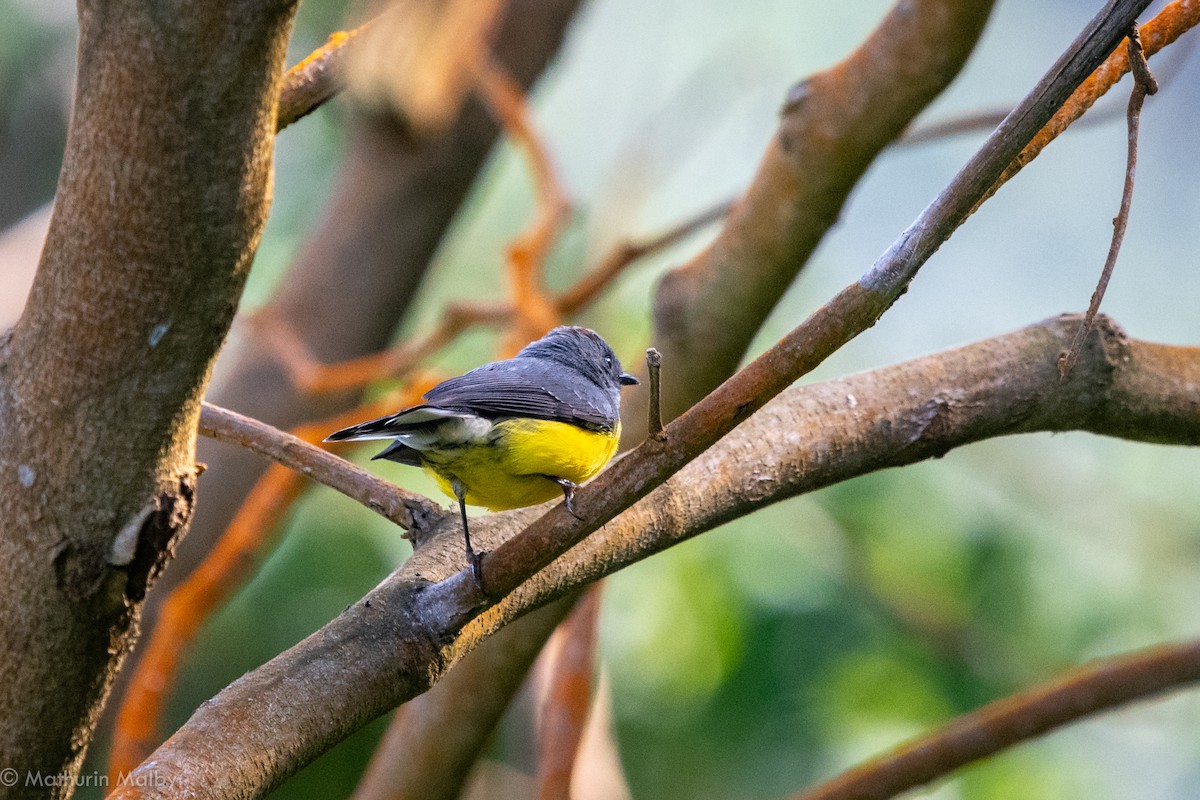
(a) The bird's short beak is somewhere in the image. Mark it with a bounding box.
[619,372,639,386]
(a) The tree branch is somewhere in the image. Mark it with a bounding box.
[1059,23,1158,378]
[793,641,1200,800]
[197,402,442,531]
[124,314,1200,797]
[109,392,446,777]
[349,594,581,800]
[976,0,1200,212]
[277,21,370,131]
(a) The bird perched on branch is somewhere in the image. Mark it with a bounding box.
[326,326,638,584]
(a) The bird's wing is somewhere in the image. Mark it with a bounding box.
[422,359,614,430]
[324,359,615,444]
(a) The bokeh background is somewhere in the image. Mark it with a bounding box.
[3,0,1200,797]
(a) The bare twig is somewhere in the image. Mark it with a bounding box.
[555,199,732,316]
[974,0,1197,214]
[255,196,721,395]
[793,641,1200,800]
[1059,23,1159,379]
[109,393,446,777]
[645,348,663,438]
[277,22,372,131]
[899,20,1193,148]
[197,402,442,529]
[250,302,507,395]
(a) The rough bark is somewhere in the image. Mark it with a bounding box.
[0,0,297,792]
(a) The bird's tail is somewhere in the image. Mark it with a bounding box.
[324,414,404,442]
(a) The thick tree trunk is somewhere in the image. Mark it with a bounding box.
[0,0,297,792]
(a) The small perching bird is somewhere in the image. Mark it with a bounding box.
[325,326,638,582]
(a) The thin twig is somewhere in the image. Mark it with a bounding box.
[972,0,1196,215]
[106,391,446,777]
[793,641,1200,800]
[250,302,507,395]
[255,196,722,395]
[898,23,1193,148]
[645,348,663,438]
[110,392,443,778]
[277,22,373,131]
[198,402,441,529]
[555,199,732,316]
[1059,23,1158,379]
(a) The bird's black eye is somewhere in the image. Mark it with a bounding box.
[605,356,612,367]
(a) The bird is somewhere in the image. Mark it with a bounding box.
[325,326,638,583]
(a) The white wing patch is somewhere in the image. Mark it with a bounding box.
[395,413,492,451]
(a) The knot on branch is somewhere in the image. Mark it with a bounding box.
[902,394,962,459]
[121,472,197,603]
[1056,312,1129,385]
[75,471,198,611]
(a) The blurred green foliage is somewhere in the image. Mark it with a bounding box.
[5,0,1200,798]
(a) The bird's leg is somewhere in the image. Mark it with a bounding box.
[451,478,486,586]
[544,476,582,520]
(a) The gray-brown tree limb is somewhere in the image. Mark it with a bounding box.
[0,0,299,790]
[793,640,1200,800]
[119,314,1200,798]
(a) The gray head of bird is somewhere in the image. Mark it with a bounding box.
[518,326,639,397]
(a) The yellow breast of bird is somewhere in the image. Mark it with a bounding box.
[422,417,620,511]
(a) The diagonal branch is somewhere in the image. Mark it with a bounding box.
[473,58,569,351]
[792,641,1200,800]
[277,21,372,131]
[976,0,1199,213]
[109,391,445,778]
[197,402,444,531]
